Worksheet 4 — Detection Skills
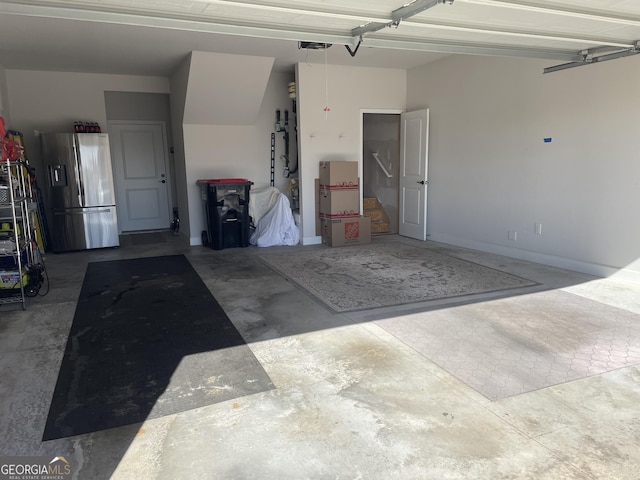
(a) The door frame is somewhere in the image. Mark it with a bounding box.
[107,120,173,233]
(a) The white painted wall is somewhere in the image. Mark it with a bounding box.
[0,64,10,125]
[5,70,169,177]
[169,57,191,242]
[185,52,274,125]
[407,54,640,283]
[181,69,296,245]
[297,63,407,244]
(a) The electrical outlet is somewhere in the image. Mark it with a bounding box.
[508,230,517,241]
[535,223,542,235]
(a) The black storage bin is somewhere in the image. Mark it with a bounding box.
[198,178,252,250]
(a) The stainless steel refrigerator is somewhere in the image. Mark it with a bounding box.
[40,133,119,252]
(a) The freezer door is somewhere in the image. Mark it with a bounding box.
[75,133,116,208]
[41,133,82,210]
[50,207,119,252]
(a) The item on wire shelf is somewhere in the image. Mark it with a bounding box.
[0,235,17,255]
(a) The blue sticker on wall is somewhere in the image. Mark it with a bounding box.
[544,137,552,143]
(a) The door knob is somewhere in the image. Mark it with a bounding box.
[159,179,166,183]
[417,180,427,185]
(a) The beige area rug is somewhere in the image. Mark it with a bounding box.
[259,242,538,313]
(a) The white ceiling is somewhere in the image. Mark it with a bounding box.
[1,0,640,76]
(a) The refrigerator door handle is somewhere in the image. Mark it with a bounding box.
[73,143,86,207]
[54,208,113,215]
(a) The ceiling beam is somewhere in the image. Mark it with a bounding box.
[0,0,607,64]
[200,0,390,25]
[362,37,583,62]
[0,0,392,26]
[400,20,634,49]
[458,0,640,27]
[0,2,358,44]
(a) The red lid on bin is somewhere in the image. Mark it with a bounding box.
[198,178,251,184]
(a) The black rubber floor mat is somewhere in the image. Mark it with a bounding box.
[43,254,273,440]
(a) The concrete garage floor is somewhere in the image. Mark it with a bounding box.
[1,232,639,479]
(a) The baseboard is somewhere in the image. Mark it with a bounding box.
[428,233,640,286]
[302,235,322,246]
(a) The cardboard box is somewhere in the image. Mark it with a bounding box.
[319,187,360,219]
[319,161,358,189]
[321,216,371,247]
[363,197,379,210]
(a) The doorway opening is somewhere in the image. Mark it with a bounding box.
[104,92,175,235]
[362,112,401,235]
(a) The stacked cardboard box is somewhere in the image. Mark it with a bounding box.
[363,197,391,233]
[317,161,371,247]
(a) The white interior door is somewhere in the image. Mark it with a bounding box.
[399,109,429,240]
[110,122,171,232]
